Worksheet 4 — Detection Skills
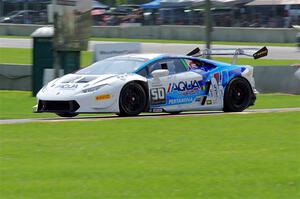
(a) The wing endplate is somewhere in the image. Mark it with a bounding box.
[253,46,268,59]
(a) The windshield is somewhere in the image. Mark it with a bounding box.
[76,57,147,75]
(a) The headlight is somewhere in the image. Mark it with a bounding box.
[82,84,108,93]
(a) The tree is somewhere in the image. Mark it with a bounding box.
[116,0,128,5]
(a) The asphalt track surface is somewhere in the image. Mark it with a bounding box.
[0,38,299,60]
[1,108,299,124]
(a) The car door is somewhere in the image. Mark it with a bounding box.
[146,58,208,112]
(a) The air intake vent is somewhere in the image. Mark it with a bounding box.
[37,100,80,113]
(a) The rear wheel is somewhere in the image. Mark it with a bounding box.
[56,113,78,118]
[223,77,252,112]
[119,82,147,116]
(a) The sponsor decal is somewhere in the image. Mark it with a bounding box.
[96,94,112,101]
[206,100,213,105]
[253,47,268,59]
[151,108,164,113]
[151,80,163,87]
[167,80,205,94]
[57,84,78,89]
[168,97,193,105]
[150,88,166,105]
[195,96,203,102]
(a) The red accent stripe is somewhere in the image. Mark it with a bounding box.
[167,84,171,92]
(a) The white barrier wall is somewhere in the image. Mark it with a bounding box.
[93,43,141,62]
[0,24,298,43]
[0,24,44,36]
[0,64,31,91]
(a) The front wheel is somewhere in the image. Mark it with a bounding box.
[119,82,147,116]
[223,77,253,112]
[56,113,78,118]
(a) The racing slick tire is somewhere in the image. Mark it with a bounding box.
[119,82,147,116]
[223,77,253,112]
[56,113,79,117]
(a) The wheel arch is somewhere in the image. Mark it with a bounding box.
[223,76,255,112]
[225,75,254,95]
[131,80,150,112]
[120,80,150,113]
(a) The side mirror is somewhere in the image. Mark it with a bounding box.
[151,69,169,78]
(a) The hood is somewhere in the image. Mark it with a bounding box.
[39,74,118,98]
[57,74,117,84]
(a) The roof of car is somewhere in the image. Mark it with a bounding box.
[112,53,233,68]
[114,53,165,60]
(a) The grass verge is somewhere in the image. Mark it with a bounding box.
[0,48,299,67]
[0,48,92,67]
[0,90,299,119]
[0,112,299,198]
[0,35,296,47]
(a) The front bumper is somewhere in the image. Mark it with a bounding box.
[35,100,80,113]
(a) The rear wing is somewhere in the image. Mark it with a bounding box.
[187,46,268,64]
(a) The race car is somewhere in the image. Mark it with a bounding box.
[34,47,268,117]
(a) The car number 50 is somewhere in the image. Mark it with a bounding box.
[150,88,166,104]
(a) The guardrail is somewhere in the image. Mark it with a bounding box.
[254,66,300,94]
[0,64,31,91]
[0,24,298,43]
[1,64,299,94]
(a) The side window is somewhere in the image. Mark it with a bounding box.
[147,58,187,76]
[183,59,216,71]
[172,59,187,73]
[166,59,187,74]
[148,62,162,74]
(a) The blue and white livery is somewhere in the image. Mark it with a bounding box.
[35,47,268,117]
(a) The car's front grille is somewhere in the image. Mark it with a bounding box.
[37,100,80,113]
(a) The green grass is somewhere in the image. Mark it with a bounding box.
[0,48,299,67]
[250,94,300,109]
[0,112,299,198]
[0,48,92,67]
[0,48,33,65]
[0,91,56,119]
[0,91,299,119]
[81,50,93,67]
[0,35,296,47]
